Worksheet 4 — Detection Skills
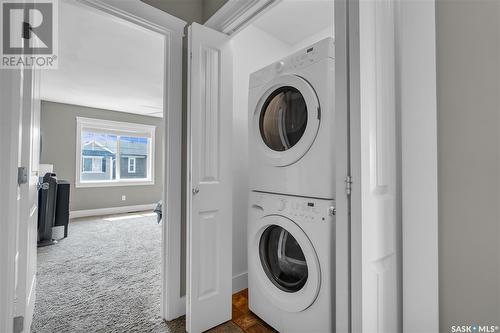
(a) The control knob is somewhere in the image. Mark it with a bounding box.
[275,61,285,72]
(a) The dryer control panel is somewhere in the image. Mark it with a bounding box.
[251,191,335,224]
[249,37,335,88]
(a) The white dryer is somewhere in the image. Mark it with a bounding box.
[248,191,335,333]
[248,38,335,199]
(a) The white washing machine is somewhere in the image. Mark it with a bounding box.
[248,38,335,199]
[248,191,335,333]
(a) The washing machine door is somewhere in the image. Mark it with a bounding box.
[251,215,321,312]
[252,74,321,166]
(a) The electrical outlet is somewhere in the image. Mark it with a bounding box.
[121,195,126,201]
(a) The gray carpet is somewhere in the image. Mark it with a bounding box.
[32,212,242,333]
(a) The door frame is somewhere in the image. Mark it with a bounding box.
[0,0,186,330]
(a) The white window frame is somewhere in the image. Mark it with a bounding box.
[82,156,105,173]
[76,117,156,187]
[128,157,136,173]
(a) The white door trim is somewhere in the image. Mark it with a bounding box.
[0,0,187,328]
[397,1,439,331]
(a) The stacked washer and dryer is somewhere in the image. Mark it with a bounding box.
[248,38,336,333]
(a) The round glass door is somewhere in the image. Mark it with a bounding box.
[259,225,308,293]
[259,87,308,152]
[250,215,320,312]
[252,74,320,166]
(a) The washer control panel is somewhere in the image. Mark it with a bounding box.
[274,47,321,74]
[290,46,320,69]
[252,192,335,224]
[280,197,331,223]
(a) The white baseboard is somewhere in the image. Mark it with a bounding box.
[232,271,248,293]
[70,204,156,219]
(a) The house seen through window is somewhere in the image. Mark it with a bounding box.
[82,156,106,173]
[77,117,155,187]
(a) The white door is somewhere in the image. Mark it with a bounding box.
[358,0,400,332]
[186,22,233,333]
[15,67,41,332]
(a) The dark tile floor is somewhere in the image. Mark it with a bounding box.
[231,289,278,333]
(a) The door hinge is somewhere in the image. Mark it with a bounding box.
[345,176,352,196]
[17,167,28,185]
[13,316,24,333]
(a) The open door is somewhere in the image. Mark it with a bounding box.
[186,22,233,333]
[14,67,41,332]
[354,0,401,331]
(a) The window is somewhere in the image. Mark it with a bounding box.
[76,117,156,187]
[128,157,136,173]
[82,156,105,173]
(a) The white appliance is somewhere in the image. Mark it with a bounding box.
[248,191,335,332]
[248,38,335,199]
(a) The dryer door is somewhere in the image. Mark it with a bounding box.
[252,74,321,166]
[250,215,321,312]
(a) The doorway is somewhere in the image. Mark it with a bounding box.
[1,1,184,332]
[33,1,167,331]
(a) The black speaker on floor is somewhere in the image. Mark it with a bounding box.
[55,180,70,238]
[38,173,58,247]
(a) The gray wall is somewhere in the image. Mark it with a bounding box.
[202,0,228,22]
[40,101,163,212]
[141,0,203,24]
[436,0,500,328]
